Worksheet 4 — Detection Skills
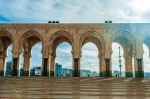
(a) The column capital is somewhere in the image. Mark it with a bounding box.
[137,58,142,61]
[98,54,105,58]
[124,55,132,59]
[48,50,53,55]
[24,54,31,58]
[105,58,110,61]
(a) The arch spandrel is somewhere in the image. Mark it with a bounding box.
[0,30,13,43]
[19,30,43,54]
[0,30,13,56]
[143,32,150,57]
[111,30,136,57]
[80,30,105,57]
[49,30,73,55]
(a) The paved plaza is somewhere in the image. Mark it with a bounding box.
[0,77,150,99]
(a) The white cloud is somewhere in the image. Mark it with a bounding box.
[81,42,99,72]
[56,42,72,69]
[1,0,150,23]
[129,0,150,13]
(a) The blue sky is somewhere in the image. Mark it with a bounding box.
[2,0,150,72]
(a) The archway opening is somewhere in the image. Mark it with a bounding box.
[143,44,150,77]
[30,42,42,76]
[112,42,125,77]
[81,42,99,77]
[19,48,24,76]
[55,42,72,77]
[0,35,13,76]
[21,34,42,76]
[5,44,12,76]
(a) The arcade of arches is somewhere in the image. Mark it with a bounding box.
[0,23,150,77]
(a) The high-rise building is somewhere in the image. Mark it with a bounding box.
[55,63,62,77]
[62,68,72,77]
[5,61,12,76]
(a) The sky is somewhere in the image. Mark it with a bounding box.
[2,0,150,73]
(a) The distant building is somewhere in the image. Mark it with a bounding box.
[62,68,72,77]
[5,61,12,76]
[91,71,99,77]
[112,70,125,77]
[30,66,41,76]
[20,68,23,76]
[80,69,99,77]
[144,72,150,77]
[55,63,62,77]
[112,70,120,77]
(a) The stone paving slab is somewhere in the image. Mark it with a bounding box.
[0,77,150,99]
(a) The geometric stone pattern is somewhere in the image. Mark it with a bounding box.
[0,77,150,98]
[0,23,150,77]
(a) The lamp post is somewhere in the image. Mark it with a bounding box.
[118,46,122,77]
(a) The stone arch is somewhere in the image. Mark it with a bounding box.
[19,30,43,53]
[0,30,13,42]
[49,30,73,55]
[79,30,105,56]
[0,30,13,55]
[143,31,150,42]
[111,30,136,56]
[143,31,150,56]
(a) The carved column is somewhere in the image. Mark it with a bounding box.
[50,55,56,76]
[73,58,80,77]
[105,58,111,77]
[134,56,144,77]
[23,55,31,76]
[99,55,106,77]
[0,55,6,76]
[47,55,51,77]
[124,56,133,77]
[137,58,144,77]
[42,58,48,76]
[12,58,19,76]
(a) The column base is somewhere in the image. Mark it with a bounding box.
[100,71,106,77]
[47,70,50,77]
[50,71,54,76]
[72,70,80,77]
[23,71,29,76]
[135,71,144,77]
[125,72,133,77]
[100,71,112,77]
[12,70,19,76]
[42,70,47,76]
[0,70,4,76]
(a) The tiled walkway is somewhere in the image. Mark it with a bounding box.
[0,77,150,99]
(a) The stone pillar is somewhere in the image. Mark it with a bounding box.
[47,55,51,77]
[105,58,111,77]
[73,58,80,77]
[137,59,144,77]
[124,56,133,77]
[23,55,31,76]
[0,55,5,76]
[50,55,56,76]
[12,58,18,76]
[99,55,106,77]
[43,58,48,76]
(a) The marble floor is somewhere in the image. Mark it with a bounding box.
[0,77,150,99]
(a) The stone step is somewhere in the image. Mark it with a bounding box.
[0,77,150,98]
